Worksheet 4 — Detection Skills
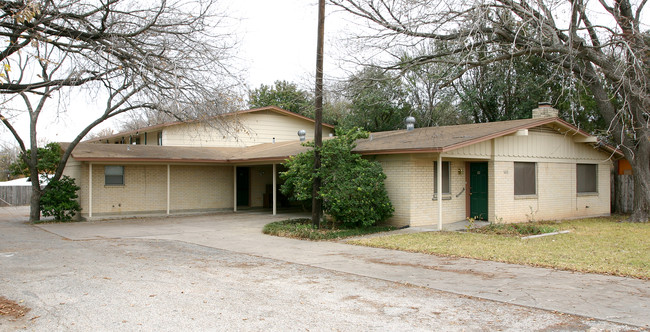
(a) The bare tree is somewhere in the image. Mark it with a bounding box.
[331,0,650,222]
[0,0,241,221]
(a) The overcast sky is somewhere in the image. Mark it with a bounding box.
[231,0,353,88]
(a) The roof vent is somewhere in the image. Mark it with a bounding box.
[532,102,559,119]
[298,129,306,142]
[405,116,416,131]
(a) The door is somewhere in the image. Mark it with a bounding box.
[469,162,488,220]
[236,167,250,207]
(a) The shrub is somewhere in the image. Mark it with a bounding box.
[281,128,394,227]
[40,175,81,221]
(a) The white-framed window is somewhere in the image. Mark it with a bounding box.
[577,164,598,193]
[105,166,124,186]
[433,161,451,195]
[157,132,163,146]
[514,162,536,196]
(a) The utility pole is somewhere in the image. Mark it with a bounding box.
[312,0,325,228]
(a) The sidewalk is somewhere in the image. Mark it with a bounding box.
[35,211,650,328]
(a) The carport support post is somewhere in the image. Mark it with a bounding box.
[166,164,170,215]
[437,154,443,230]
[88,163,93,218]
[272,163,277,215]
[233,166,237,212]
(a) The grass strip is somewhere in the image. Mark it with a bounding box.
[263,218,396,241]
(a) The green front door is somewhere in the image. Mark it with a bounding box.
[469,162,488,220]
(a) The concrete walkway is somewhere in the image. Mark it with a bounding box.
[34,210,650,328]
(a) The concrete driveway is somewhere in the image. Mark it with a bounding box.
[1,206,648,330]
[34,209,650,328]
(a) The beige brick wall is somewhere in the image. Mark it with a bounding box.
[170,165,233,212]
[491,161,611,223]
[78,164,167,216]
[377,154,467,227]
[376,155,413,227]
[409,158,467,226]
[249,165,274,208]
[76,163,233,217]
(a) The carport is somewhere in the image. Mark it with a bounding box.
[65,140,309,219]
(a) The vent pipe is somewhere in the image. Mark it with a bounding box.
[405,116,416,131]
[298,129,307,142]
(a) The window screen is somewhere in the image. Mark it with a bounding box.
[577,164,597,193]
[433,161,450,194]
[514,162,536,195]
[105,166,124,185]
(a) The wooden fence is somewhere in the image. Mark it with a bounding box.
[613,174,634,214]
[0,186,31,206]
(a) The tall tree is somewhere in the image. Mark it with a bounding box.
[340,67,412,132]
[331,0,650,222]
[248,80,314,117]
[0,0,240,221]
[0,143,19,181]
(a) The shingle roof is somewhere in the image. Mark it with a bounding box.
[67,140,310,163]
[353,118,558,154]
[68,117,618,163]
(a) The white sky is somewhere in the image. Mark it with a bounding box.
[1,0,353,146]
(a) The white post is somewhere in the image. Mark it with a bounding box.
[166,164,170,215]
[272,163,277,215]
[437,154,443,231]
[233,166,237,212]
[88,163,93,218]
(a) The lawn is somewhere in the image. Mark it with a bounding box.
[263,218,396,240]
[348,216,650,279]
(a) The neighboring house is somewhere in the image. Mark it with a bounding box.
[64,104,619,228]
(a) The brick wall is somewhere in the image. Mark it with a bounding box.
[77,163,233,217]
[377,154,467,227]
[491,161,611,223]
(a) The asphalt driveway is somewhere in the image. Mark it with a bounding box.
[1,207,649,330]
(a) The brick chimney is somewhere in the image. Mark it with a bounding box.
[532,102,559,119]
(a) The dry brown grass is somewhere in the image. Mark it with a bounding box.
[349,216,650,279]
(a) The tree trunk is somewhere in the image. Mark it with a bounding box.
[29,179,41,223]
[627,147,650,222]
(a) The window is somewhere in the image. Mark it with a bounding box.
[577,164,597,193]
[433,161,450,195]
[157,132,163,146]
[105,166,124,186]
[514,162,536,195]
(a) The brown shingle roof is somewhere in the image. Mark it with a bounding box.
[68,140,310,163]
[69,117,619,163]
[354,117,571,154]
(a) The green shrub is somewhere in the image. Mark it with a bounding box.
[40,175,81,221]
[281,128,394,227]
